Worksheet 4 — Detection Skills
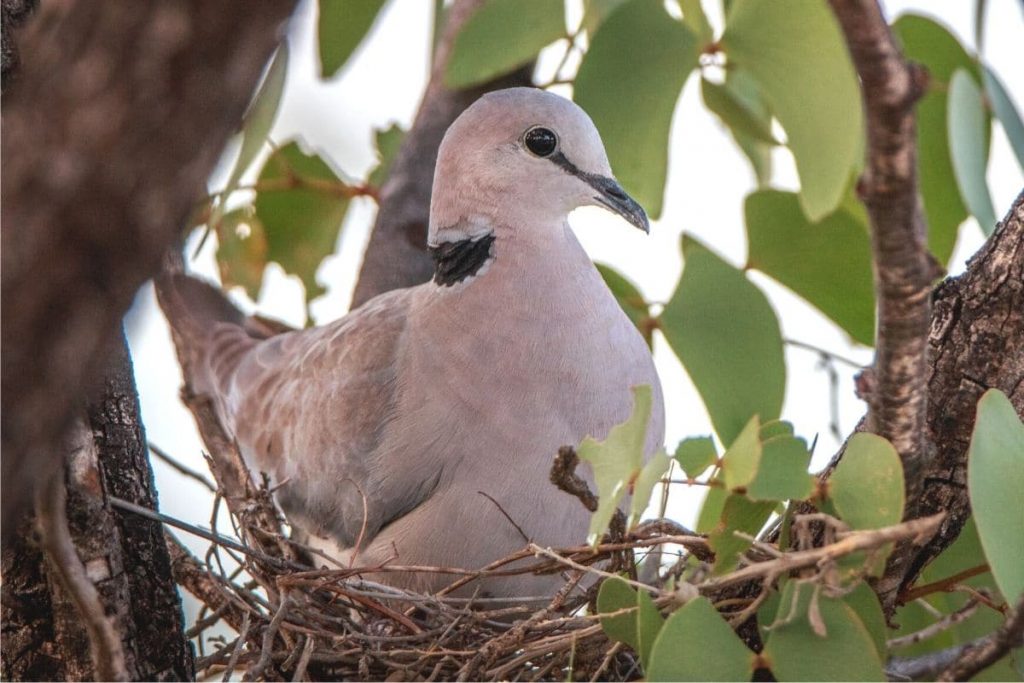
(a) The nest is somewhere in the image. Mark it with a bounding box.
[145,394,942,681]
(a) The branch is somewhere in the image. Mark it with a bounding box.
[351,0,534,306]
[828,0,933,499]
[937,594,1024,682]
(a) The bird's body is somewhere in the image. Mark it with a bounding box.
[159,88,664,601]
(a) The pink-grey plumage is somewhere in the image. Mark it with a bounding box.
[157,88,664,602]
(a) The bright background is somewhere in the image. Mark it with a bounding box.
[125,0,1023,563]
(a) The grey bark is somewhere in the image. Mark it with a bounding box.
[2,333,195,681]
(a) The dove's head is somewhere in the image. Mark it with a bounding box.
[428,87,649,247]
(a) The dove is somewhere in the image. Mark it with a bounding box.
[157,87,665,602]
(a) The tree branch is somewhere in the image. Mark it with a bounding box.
[937,594,1024,682]
[828,0,933,500]
[351,0,534,306]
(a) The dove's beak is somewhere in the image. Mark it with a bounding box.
[588,175,650,234]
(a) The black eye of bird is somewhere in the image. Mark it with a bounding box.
[524,127,558,157]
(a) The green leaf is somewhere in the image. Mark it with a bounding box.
[828,433,905,530]
[719,69,776,186]
[575,0,700,218]
[747,435,814,502]
[578,385,656,545]
[660,236,785,444]
[764,581,886,681]
[229,44,290,191]
[701,77,778,146]
[596,263,652,347]
[892,15,980,263]
[708,494,775,574]
[216,209,267,300]
[598,576,640,645]
[721,415,762,491]
[318,0,388,78]
[949,69,998,235]
[631,448,672,528]
[646,597,754,681]
[983,65,1024,171]
[842,582,888,660]
[696,484,728,535]
[759,419,795,441]
[636,588,665,667]
[968,389,1024,603]
[721,0,863,221]
[745,190,875,345]
[444,0,564,88]
[674,436,718,478]
[254,141,351,302]
[680,0,714,44]
[368,124,405,189]
[580,0,629,36]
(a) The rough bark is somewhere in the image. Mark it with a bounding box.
[828,0,934,502]
[0,0,35,91]
[351,0,533,306]
[1,0,299,535]
[2,333,195,681]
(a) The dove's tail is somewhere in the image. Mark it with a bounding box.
[154,253,284,402]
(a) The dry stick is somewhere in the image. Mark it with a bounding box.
[36,464,129,682]
[149,441,217,492]
[247,593,291,680]
[887,598,980,650]
[291,636,316,682]
[222,612,253,682]
[938,594,1024,681]
[827,0,936,613]
[900,563,990,603]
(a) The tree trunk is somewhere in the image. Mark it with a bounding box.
[2,332,195,681]
[1,0,299,536]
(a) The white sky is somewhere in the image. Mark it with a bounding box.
[125,0,1023,567]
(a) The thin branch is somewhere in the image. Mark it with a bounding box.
[149,442,216,492]
[887,598,980,650]
[900,563,990,603]
[938,594,1024,681]
[784,338,866,369]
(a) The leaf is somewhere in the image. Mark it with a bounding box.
[596,263,652,347]
[828,433,905,530]
[216,209,268,300]
[949,69,998,235]
[636,588,665,667]
[679,0,713,44]
[696,484,728,535]
[646,597,754,681]
[660,236,786,444]
[746,435,814,502]
[580,0,629,36]
[745,190,875,345]
[763,581,886,681]
[701,77,778,146]
[968,389,1024,603]
[719,69,775,186]
[893,15,981,263]
[229,44,290,191]
[444,0,564,88]
[842,582,888,661]
[368,123,405,189]
[982,65,1024,171]
[597,577,639,647]
[630,448,672,528]
[575,0,700,218]
[721,0,863,221]
[254,141,351,302]
[674,436,718,478]
[759,419,795,441]
[578,385,656,545]
[318,0,388,78]
[721,415,762,491]
[708,494,775,574]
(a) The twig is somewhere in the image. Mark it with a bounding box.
[291,636,315,682]
[247,593,290,680]
[550,446,598,512]
[36,460,129,681]
[784,338,865,368]
[899,563,990,603]
[700,514,944,592]
[222,612,252,682]
[529,544,659,595]
[887,598,980,650]
[937,594,1024,681]
[149,442,217,492]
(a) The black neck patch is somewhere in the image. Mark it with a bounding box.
[430,234,496,286]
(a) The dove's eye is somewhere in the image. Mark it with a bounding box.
[524,126,558,157]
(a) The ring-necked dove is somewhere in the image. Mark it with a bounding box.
[158,87,665,601]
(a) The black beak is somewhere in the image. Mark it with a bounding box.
[547,151,650,233]
[588,175,650,234]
